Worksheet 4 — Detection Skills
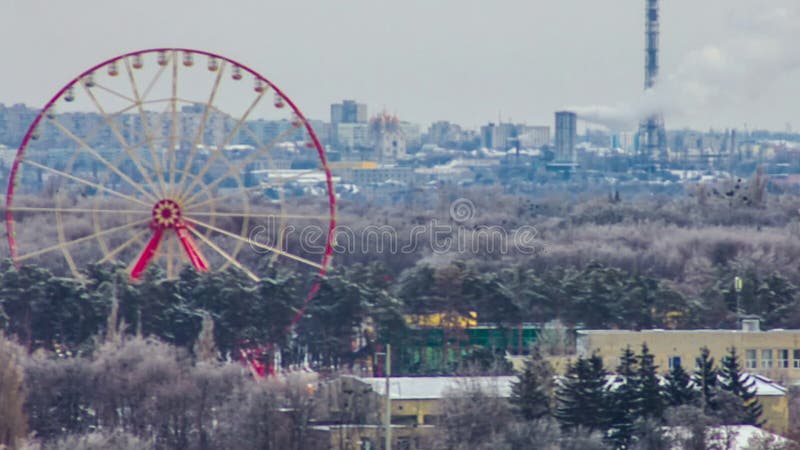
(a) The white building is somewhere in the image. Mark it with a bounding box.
[336,123,370,149]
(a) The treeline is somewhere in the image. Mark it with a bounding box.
[437,346,787,450]
[4,258,800,370]
[7,187,800,329]
[0,261,403,369]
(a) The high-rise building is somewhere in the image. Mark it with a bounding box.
[331,100,367,150]
[330,100,367,124]
[480,122,516,150]
[554,111,577,162]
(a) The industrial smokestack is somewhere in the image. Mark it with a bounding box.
[639,0,667,162]
[645,0,659,89]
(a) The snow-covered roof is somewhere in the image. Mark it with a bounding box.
[358,376,516,400]
[665,425,793,449]
[578,328,800,335]
[746,374,787,397]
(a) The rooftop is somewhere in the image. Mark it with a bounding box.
[357,376,516,400]
[577,328,800,335]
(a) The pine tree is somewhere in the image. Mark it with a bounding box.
[719,347,763,426]
[692,346,717,413]
[637,343,664,420]
[663,362,697,407]
[509,347,554,421]
[555,353,609,432]
[607,346,638,449]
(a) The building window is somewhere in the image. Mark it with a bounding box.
[794,350,800,369]
[778,349,789,369]
[360,438,372,450]
[761,349,773,369]
[668,356,681,370]
[397,438,411,450]
[745,349,757,369]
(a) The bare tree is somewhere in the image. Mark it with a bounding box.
[430,378,513,450]
[22,354,93,439]
[191,362,248,450]
[0,334,26,450]
[89,337,187,441]
[31,430,152,450]
[213,378,292,450]
[193,312,218,362]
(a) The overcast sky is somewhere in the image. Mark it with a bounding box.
[3,0,800,131]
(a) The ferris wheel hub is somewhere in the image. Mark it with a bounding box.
[151,199,182,229]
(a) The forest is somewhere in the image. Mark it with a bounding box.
[3,179,800,448]
[4,179,800,360]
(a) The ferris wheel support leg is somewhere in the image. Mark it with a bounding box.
[130,229,165,280]
[176,226,209,272]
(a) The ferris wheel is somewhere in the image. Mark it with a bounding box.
[5,48,336,284]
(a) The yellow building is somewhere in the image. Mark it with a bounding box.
[576,325,800,384]
[311,376,515,449]
[576,324,794,433]
[359,376,514,427]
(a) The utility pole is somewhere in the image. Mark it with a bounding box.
[734,276,743,328]
[384,343,392,450]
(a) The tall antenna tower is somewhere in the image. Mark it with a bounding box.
[639,0,667,162]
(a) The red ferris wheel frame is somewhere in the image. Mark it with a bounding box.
[5,48,336,321]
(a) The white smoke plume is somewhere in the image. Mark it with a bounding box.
[571,3,800,131]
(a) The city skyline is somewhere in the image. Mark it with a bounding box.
[3,0,800,131]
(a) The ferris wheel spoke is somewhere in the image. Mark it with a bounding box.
[171,61,227,199]
[140,60,168,101]
[80,82,166,199]
[208,102,304,150]
[183,216,323,269]
[16,218,150,262]
[168,50,180,196]
[185,226,259,281]
[182,170,318,211]
[22,160,152,208]
[98,228,151,264]
[176,90,267,203]
[40,101,142,153]
[204,102,289,163]
[46,117,160,202]
[124,58,169,198]
[180,123,302,206]
[201,102,291,181]
[185,210,329,221]
[7,206,149,215]
[91,82,136,103]
[76,99,167,146]
[182,184,270,211]
[54,209,80,276]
